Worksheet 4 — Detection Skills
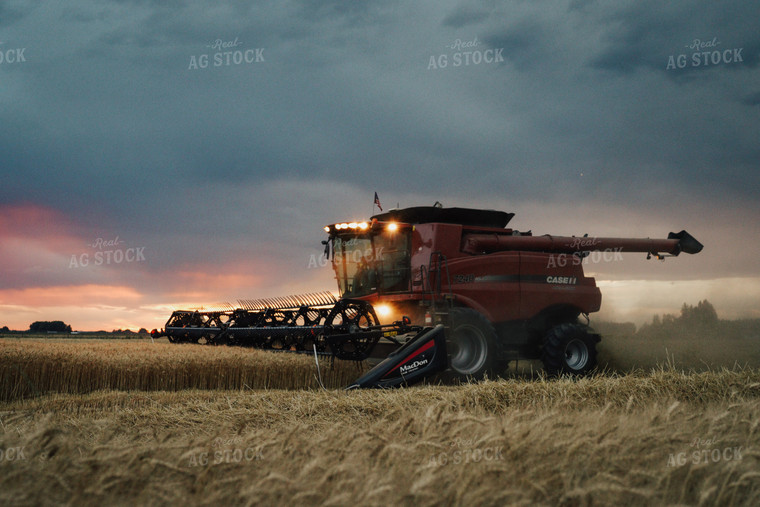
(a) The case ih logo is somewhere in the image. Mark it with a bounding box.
[546,276,577,285]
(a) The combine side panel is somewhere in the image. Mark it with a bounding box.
[520,252,601,319]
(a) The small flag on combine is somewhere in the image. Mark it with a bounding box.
[374,192,383,212]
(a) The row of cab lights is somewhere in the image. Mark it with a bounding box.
[323,221,399,233]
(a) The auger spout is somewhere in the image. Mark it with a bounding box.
[462,230,703,257]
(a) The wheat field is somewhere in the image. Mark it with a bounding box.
[1,337,759,505]
[0,338,367,401]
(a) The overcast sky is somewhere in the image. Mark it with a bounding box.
[1,0,759,330]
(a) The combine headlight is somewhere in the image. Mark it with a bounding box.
[327,222,370,232]
[387,222,398,232]
[375,304,392,319]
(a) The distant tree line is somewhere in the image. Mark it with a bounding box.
[29,321,72,333]
[640,300,718,331]
[588,300,732,341]
[633,300,730,342]
[0,323,155,338]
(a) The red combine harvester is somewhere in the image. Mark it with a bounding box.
[152,205,702,388]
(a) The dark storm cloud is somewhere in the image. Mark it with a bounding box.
[586,2,689,74]
[1,0,758,304]
[442,3,491,28]
[444,1,760,204]
[481,20,544,71]
[0,1,36,28]
[587,1,760,74]
[741,91,760,106]
[295,0,395,20]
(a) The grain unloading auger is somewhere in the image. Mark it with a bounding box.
[153,204,702,388]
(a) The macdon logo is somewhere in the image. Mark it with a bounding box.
[546,276,577,285]
[400,359,429,374]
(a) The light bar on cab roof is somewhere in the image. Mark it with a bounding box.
[324,221,370,233]
[324,220,407,234]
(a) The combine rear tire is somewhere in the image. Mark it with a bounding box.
[446,308,498,381]
[541,323,598,376]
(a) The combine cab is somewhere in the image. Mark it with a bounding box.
[154,204,702,386]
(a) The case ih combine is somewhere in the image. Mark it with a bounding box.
[152,205,702,388]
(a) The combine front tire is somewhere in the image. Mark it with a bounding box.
[446,308,498,381]
[541,323,599,376]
